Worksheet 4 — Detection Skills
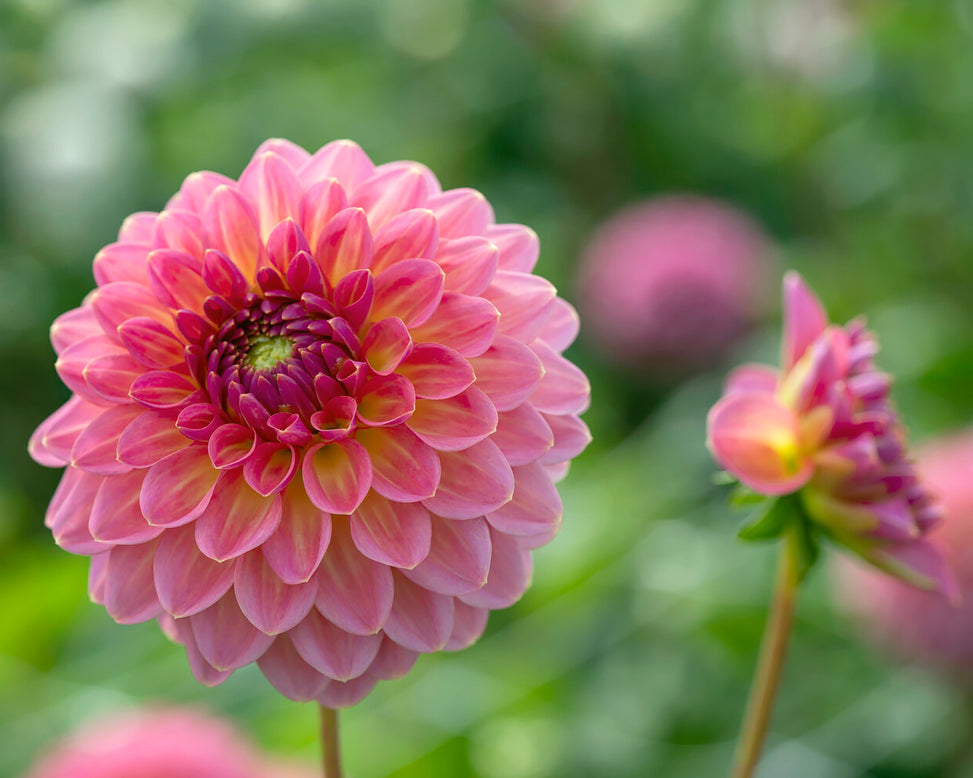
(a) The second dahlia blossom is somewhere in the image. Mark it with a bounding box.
[29,138,591,707]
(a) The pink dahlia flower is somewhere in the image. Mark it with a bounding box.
[707,272,955,596]
[577,195,773,371]
[22,706,312,778]
[837,431,973,674]
[29,138,591,707]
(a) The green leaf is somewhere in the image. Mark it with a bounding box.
[712,470,737,486]
[738,497,789,541]
[788,512,821,585]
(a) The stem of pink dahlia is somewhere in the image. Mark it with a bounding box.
[319,706,342,778]
[730,531,801,778]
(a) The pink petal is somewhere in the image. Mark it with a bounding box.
[190,591,274,670]
[423,440,514,519]
[493,404,554,466]
[427,188,493,238]
[29,396,104,467]
[257,635,329,702]
[194,469,283,562]
[351,162,431,231]
[153,523,237,617]
[118,316,186,370]
[262,479,332,584]
[207,423,257,470]
[91,281,173,339]
[118,211,158,243]
[460,527,532,609]
[445,600,489,651]
[782,271,829,369]
[368,636,418,679]
[362,317,414,375]
[315,674,378,709]
[147,249,209,311]
[298,139,375,190]
[167,170,235,212]
[117,409,190,467]
[371,259,445,328]
[153,208,204,258]
[487,462,562,537]
[202,248,248,304]
[540,412,592,465]
[403,515,492,596]
[384,571,454,652]
[356,426,441,503]
[83,352,144,403]
[333,268,374,329]
[484,223,539,273]
[46,468,106,554]
[396,343,475,400]
[234,548,317,634]
[315,519,394,635]
[865,540,960,602]
[357,374,416,427]
[203,185,264,282]
[92,242,151,286]
[102,540,163,624]
[350,491,432,569]
[435,236,499,296]
[302,440,372,515]
[140,445,220,526]
[176,403,225,442]
[315,207,373,287]
[88,552,108,605]
[299,178,349,251]
[254,137,311,168]
[238,151,303,242]
[371,208,439,273]
[411,292,500,358]
[56,335,128,402]
[407,387,498,452]
[290,609,382,681]
[266,217,312,273]
[528,341,591,415]
[243,441,297,496]
[725,363,779,396]
[90,469,163,545]
[467,335,543,413]
[71,403,141,475]
[129,370,198,409]
[484,271,557,343]
[538,297,580,352]
[50,306,101,355]
[168,616,235,687]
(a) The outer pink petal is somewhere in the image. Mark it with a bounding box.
[153,523,237,617]
[539,412,592,465]
[371,208,439,273]
[117,316,186,370]
[90,469,163,545]
[257,635,329,702]
[290,609,382,681]
[315,207,374,286]
[350,491,432,569]
[302,440,372,515]
[351,161,431,230]
[487,462,562,538]
[460,527,532,609]
[103,540,163,624]
[190,591,275,671]
[435,236,499,296]
[91,281,173,339]
[423,440,514,520]
[140,445,220,527]
[444,600,489,651]
[153,208,204,258]
[864,540,960,602]
[117,210,158,243]
[493,404,554,466]
[29,396,103,467]
[403,515,492,596]
[427,188,493,238]
[368,637,418,679]
[164,613,234,687]
[203,185,264,282]
[117,409,190,467]
[725,363,779,396]
[410,292,500,358]
[129,370,198,409]
[238,151,303,242]
[538,297,580,352]
[147,249,209,311]
[194,469,283,562]
[92,242,151,286]
[298,139,375,190]
[484,271,557,343]
[371,259,445,328]
[166,170,234,212]
[315,674,378,709]
[315,520,394,635]
[528,341,591,415]
[234,549,317,634]
[88,551,108,605]
[255,138,311,168]
[484,223,539,273]
[50,305,101,355]
[384,571,454,652]
[356,426,441,503]
[468,335,544,412]
[70,404,141,475]
[299,178,349,254]
[782,271,829,369]
[396,343,474,401]
[56,335,128,402]
[83,353,144,403]
[407,387,498,452]
[46,468,106,554]
[262,479,332,584]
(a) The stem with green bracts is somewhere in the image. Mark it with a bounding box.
[730,529,802,778]
[319,706,342,778]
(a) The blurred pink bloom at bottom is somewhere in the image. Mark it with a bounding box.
[23,707,313,778]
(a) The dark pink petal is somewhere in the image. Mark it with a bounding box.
[384,571,454,652]
[298,139,374,190]
[436,236,499,296]
[147,249,209,311]
[302,440,372,515]
[46,468,106,555]
[56,335,128,402]
[177,403,225,442]
[129,370,198,409]
[362,317,414,375]
[725,363,780,396]
[83,353,144,403]
[207,423,257,470]
[50,306,101,355]
[528,341,591,415]
[153,209,203,258]
[782,271,829,369]
[484,223,539,273]
[315,520,394,635]
[315,674,378,709]
[29,396,104,467]
[167,170,234,212]
[92,242,151,286]
[403,515,491,596]
[266,218,312,274]
[202,248,248,305]
[234,549,317,634]
[357,426,441,503]
[368,637,418,679]
[290,609,382,681]
[427,188,493,238]
[411,292,500,358]
[90,469,163,545]
[333,268,374,330]
[357,374,416,427]
[371,260,444,330]
[351,162,431,231]
[243,441,297,496]
[864,540,960,602]
[203,185,264,282]
[118,211,158,244]
[255,138,311,168]
[190,591,274,671]
[315,207,373,287]
[103,540,163,624]
[371,208,439,273]
[392,344,475,401]
[487,462,562,537]
[238,150,303,242]
[460,527,532,609]
[91,282,172,339]
[262,479,332,584]
[309,396,358,443]
[540,412,592,465]
[153,523,237,616]
[118,316,186,370]
[538,297,580,352]
[257,635,329,702]
[299,178,349,251]
[493,404,554,466]
[423,440,514,520]
[484,271,557,343]
[445,601,489,651]
[117,409,190,467]
[140,445,219,526]
[71,404,141,475]
[350,491,432,569]
[407,387,497,452]
[195,469,283,562]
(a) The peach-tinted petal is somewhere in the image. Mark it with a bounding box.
[427,188,493,238]
[257,635,329,702]
[302,440,372,515]
[238,150,303,242]
[484,270,557,343]
[70,403,141,475]
[407,387,497,452]
[90,469,163,545]
[190,591,274,670]
[487,462,562,538]
[262,479,332,584]
[352,161,431,230]
[29,396,104,467]
[194,469,282,562]
[357,374,416,427]
[315,207,373,286]
[290,609,382,681]
[396,343,475,400]
[411,292,499,358]
[202,185,264,282]
[460,526,532,609]
[484,223,539,273]
[298,139,374,190]
[493,404,554,466]
[234,549,317,634]
[153,523,237,617]
[140,445,219,527]
[403,515,491,596]
[356,426,440,503]
[371,208,439,273]
[299,178,349,252]
[435,236,499,296]
[782,271,829,369]
[371,259,445,328]
[102,540,163,624]
[384,571,454,652]
[445,600,489,651]
[423,440,514,520]
[469,335,543,412]
[362,317,414,375]
[351,491,432,569]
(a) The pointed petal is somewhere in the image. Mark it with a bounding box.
[368,637,418,679]
[203,185,264,282]
[407,387,497,452]
[350,492,432,569]
[411,292,499,358]
[263,479,332,584]
[783,271,829,369]
[243,441,297,496]
[445,600,489,651]
[423,440,514,520]
[299,139,375,190]
[436,236,499,296]
[403,515,491,596]
[140,445,219,527]
[384,571,454,652]
[129,370,198,409]
[528,340,591,415]
[207,423,257,470]
[195,469,283,562]
[460,527,532,609]
[254,138,310,168]
[315,674,378,709]
[357,374,416,427]
[117,211,158,243]
[234,549,317,634]
[485,223,539,273]
[299,178,349,252]
[371,258,445,328]
[396,343,475,400]
[302,440,372,515]
[487,462,562,537]
[493,404,554,466]
[238,151,303,242]
[71,404,141,475]
[539,412,591,465]
[315,207,373,287]
[47,468,106,554]
[427,188,493,238]
[91,281,173,339]
[29,396,104,467]
[92,242,151,286]
[371,208,439,273]
[167,170,235,212]
[484,271,557,343]
[356,426,440,503]
[165,613,234,686]
[117,409,190,467]
[103,541,163,624]
[153,209,203,258]
[90,469,164,545]
[50,305,101,355]
[190,591,274,670]
[352,162,431,230]
[862,540,960,602]
[362,317,414,375]
[257,635,329,702]
[83,352,144,403]
[154,523,237,617]
[538,297,580,352]
[147,249,209,311]
[118,316,186,370]
[725,363,780,396]
[291,609,382,681]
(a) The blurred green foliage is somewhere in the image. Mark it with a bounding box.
[3,0,973,776]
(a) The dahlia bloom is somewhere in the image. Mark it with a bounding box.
[707,272,955,596]
[29,138,591,707]
[577,196,772,372]
[22,706,312,778]
[838,431,973,674]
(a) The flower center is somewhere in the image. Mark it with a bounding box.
[245,335,294,371]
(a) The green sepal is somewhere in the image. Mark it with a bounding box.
[787,506,820,585]
[712,470,737,486]
[737,496,789,541]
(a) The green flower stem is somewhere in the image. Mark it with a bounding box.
[320,706,342,778]
[730,529,802,778]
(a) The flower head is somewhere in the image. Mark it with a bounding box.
[577,196,773,372]
[22,706,312,778]
[707,272,955,596]
[29,139,591,707]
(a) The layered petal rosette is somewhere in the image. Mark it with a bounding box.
[707,272,955,596]
[29,139,591,707]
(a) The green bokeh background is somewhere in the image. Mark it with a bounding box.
[3,1,973,775]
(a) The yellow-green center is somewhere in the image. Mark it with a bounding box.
[246,335,294,371]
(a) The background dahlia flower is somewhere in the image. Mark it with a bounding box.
[707,272,954,596]
[577,195,773,373]
[28,138,591,708]
[22,706,312,778]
